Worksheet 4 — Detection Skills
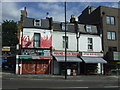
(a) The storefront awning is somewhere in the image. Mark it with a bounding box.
[81,56,107,63]
[54,56,82,62]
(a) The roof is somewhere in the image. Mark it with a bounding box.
[22,17,50,29]
[53,21,76,33]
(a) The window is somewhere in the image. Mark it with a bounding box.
[63,36,68,48]
[62,23,68,30]
[108,47,117,52]
[34,33,40,47]
[88,38,93,50]
[107,32,116,40]
[86,25,92,32]
[106,16,115,25]
[34,19,41,26]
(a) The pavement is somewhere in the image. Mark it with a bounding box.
[1,70,120,81]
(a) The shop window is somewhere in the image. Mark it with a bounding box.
[106,16,115,25]
[63,36,68,48]
[34,33,40,47]
[107,32,116,40]
[34,19,41,26]
[88,38,93,50]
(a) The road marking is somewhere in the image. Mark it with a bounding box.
[104,86,120,88]
[44,87,89,89]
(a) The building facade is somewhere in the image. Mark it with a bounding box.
[52,18,106,75]
[16,7,53,75]
[78,6,120,74]
[16,7,107,75]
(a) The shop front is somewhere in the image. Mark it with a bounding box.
[79,52,107,75]
[16,48,52,75]
[104,52,120,75]
[52,52,82,75]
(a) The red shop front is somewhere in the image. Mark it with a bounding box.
[16,55,52,75]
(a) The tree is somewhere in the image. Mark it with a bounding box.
[2,20,18,46]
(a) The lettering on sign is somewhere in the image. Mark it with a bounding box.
[81,52,103,57]
[53,52,79,56]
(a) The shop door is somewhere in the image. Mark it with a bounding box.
[22,60,36,74]
[36,60,49,74]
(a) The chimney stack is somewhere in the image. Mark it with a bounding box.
[70,15,76,23]
[20,7,27,21]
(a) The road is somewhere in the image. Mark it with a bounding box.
[2,75,120,89]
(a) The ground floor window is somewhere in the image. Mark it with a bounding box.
[59,62,78,75]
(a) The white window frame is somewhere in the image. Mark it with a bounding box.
[34,33,40,47]
[63,36,68,49]
[62,23,68,30]
[107,31,116,40]
[86,25,92,32]
[106,16,115,25]
[88,38,93,51]
[34,19,41,26]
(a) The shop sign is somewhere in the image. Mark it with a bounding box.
[19,55,52,60]
[20,56,32,59]
[22,49,50,56]
[80,52,103,57]
[53,52,79,56]
[2,46,10,51]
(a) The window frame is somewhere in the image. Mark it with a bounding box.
[63,36,68,49]
[107,31,116,40]
[88,38,93,51]
[86,25,92,32]
[106,16,115,25]
[62,23,68,31]
[34,33,40,47]
[34,19,41,26]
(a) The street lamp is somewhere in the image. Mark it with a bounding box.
[64,1,67,79]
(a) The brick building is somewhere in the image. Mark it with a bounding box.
[78,6,120,74]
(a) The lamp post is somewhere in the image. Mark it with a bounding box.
[64,1,67,79]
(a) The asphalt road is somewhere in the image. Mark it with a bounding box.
[2,76,120,89]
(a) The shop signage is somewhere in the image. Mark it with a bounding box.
[53,52,79,56]
[80,52,103,57]
[2,46,10,51]
[22,49,50,56]
[19,55,52,60]
[20,56,32,59]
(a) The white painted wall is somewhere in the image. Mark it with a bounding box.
[79,34,102,52]
[52,31,77,51]
[23,28,52,38]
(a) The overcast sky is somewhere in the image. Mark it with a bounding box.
[1,1,119,22]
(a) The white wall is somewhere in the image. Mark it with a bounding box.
[23,28,52,38]
[52,31,77,51]
[79,34,102,52]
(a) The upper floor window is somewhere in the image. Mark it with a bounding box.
[88,38,93,50]
[62,23,68,30]
[34,19,41,26]
[63,36,68,48]
[106,16,115,25]
[86,25,92,32]
[107,32,116,40]
[34,33,40,47]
